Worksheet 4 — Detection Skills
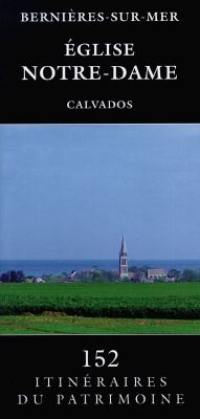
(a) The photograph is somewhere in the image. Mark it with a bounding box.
[0,123,200,334]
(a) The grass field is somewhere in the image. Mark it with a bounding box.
[0,313,200,334]
[0,282,200,333]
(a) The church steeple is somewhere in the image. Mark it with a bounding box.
[120,234,127,255]
[119,235,129,279]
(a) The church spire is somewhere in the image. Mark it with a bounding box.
[119,235,129,279]
[120,235,127,256]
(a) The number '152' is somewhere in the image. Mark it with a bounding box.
[82,350,119,368]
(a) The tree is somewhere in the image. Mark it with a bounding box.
[0,270,25,283]
[181,269,197,282]
[167,269,180,280]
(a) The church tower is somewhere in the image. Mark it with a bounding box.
[119,235,129,279]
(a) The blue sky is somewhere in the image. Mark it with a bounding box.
[0,124,200,260]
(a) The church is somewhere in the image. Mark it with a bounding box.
[119,235,129,279]
[118,236,168,282]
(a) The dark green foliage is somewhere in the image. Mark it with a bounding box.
[0,271,25,283]
[0,282,200,319]
[181,269,200,282]
[168,269,181,280]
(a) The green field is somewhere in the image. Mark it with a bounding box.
[0,282,200,333]
[0,314,200,334]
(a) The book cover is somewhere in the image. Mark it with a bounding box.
[0,1,199,417]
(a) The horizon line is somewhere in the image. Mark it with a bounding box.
[1,258,200,262]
